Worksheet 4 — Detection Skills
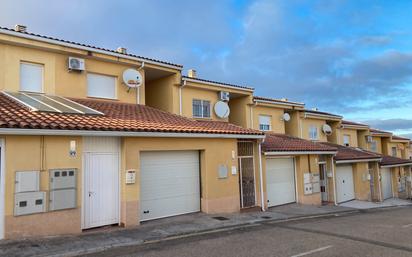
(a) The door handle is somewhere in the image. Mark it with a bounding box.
[88,191,94,197]
[143,210,150,214]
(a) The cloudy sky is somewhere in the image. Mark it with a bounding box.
[1,0,412,137]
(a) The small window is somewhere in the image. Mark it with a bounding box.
[259,115,271,131]
[20,62,44,93]
[392,147,398,157]
[309,125,318,140]
[343,135,351,147]
[370,140,378,152]
[87,73,117,99]
[192,99,210,118]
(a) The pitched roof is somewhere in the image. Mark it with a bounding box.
[253,96,305,107]
[182,76,254,91]
[370,128,392,135]
[392,135,410,141]
[0,93,263,136]
[262,133,337,153]
[380,155,412,167]
[303,109,343,119]
[0,27,182,68]
[322,143,381,162]
[341,120,369,128]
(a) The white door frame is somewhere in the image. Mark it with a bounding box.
[238,155,257,208]
[319,163,328,202]
[0,139,5,239]
[81,137,121,229]
[266,156,297,206]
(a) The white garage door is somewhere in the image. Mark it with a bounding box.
[140,151,200,221]
[381,168,393,200]
[266,158,296,207]
[336,164,355,203]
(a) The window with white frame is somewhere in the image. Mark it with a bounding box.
[392,146,398,157]
[20,62,44,93]
[370,140,378,152]
[192,99,210,118]
[343,134,351,146]
[309,125,318,140]
[259,115,271,131]
[87,73,117,99]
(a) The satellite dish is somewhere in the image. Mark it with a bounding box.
[122,69,142,88]
[322,124,333,135]
[282,113,291,122]
[214,101,230,119]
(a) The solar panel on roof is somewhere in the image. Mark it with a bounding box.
[3,92,104,116]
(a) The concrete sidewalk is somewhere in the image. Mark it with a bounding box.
[339,198,412,209]
[0,204,356,257]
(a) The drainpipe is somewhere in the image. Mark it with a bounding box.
[179,80,187,115]
[377,163,382,202]
[137,62,145,105]
[258,140,265,211]
[332,155,337,206]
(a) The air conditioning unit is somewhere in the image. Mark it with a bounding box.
[366,136,373,143]
[219,91,230,101]
[68,57,85,71]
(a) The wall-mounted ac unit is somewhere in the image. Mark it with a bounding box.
[219,91,230,101]
[68,57,85,71]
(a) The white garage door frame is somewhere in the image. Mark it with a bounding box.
[381,167,393,200]
[336,164,355,204]
[0,139,5,239]
[265,156,298,207]
[82,137,121,229]
[140,150,201,222]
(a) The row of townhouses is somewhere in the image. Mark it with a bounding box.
[0,25,411,239]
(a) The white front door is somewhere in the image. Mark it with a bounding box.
[266,158,296,207]
[381,168,393,200]
[336,164,355,203]
[140,151,200,221]
[83,137,119,229]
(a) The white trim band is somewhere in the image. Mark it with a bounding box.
[253,99,305,108]
[0,128,265,139]
[264,151,337,156]
[182,77,254,92]
[380,163,412,168]
[335,158,382,164]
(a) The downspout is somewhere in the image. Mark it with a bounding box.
[258,140,265,211]
[137,62,145,105]
[179,79,187,115]
[332,155,337,206]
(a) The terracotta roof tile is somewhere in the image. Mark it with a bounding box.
[370,128,392,135]
[392,135,410,141]
[303,109,343,119]
[0,93,263,136]
[380,155,412,167]
[321,143,381,161]
[262,133,337,152]
[253,96,305,106]
[182,76,254,91]
[341,120,369,127]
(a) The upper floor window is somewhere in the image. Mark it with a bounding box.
[259,115,271,131]
[87,73,117,99]
[20,62,44,93]
[343,135,351,147]
[309,125,318,140]
[391,146,397,157]
[192,99,210,118]
[370,140,378,152]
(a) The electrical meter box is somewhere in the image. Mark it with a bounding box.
[218,165,228,179]
[49,169,77,211]
[15,171,40,193]
[14,191,46,216]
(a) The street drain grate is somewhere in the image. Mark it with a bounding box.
[260,216,272,219]
[212,216,229,221]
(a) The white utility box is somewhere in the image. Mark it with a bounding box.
[14,191,46,216]
[49,169,77,211]
[49,189,76,211]
[15,171,40,193]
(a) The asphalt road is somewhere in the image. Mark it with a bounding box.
[82,207,412,257]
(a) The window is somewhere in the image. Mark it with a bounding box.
[370,140,378,152]
[192,99,210,118]
[309,125,318,140]
[259,115,271,131]
[87,73,116,99]
[392,147,398,157]
[20,62,44,93]
[343,135,351,147]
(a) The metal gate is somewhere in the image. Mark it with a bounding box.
[238,141,256,208]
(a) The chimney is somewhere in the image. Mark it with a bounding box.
[14,24,27,33]
[116,47,127,54]
[187,69,197,78]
